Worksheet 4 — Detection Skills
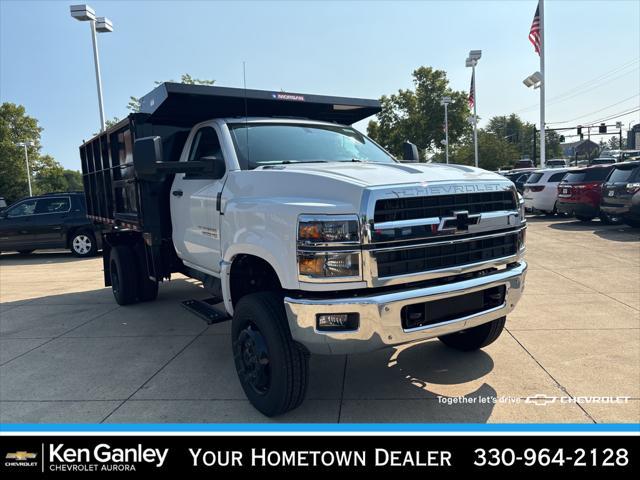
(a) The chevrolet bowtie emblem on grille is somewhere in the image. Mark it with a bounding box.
[437,210,481,233]
[6,451,37,461]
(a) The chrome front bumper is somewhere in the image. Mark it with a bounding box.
[284,261,527,355]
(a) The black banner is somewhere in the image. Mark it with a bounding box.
[0,435,635,476]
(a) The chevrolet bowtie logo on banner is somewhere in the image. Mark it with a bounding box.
[6,451,37,461]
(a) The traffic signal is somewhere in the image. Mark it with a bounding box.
[599,123,607,134]
[559,135,565,142]
[577,126,582,136]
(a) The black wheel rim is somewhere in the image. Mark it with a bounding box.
[235,324,270,395]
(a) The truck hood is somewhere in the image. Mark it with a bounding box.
[255,161,506,187]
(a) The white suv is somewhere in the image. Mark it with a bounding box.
[523,168,571,214]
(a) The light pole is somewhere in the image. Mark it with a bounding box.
[440,96,451,164]
[523,71,544,167]
[70,5,113,132]
[465,50,481,168]
[16,141,35,197]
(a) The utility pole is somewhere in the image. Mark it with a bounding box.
[440,96,451,164]
[16,141,34,197]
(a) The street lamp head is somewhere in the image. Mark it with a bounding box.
[468,50,482,61]
[523,71,543,89]
[96,17,113,33]
[70,4,96,21]
[440,96,451,105]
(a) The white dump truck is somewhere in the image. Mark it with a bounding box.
[80,83,527,416]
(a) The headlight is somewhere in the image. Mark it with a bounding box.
[298,216,359,245]
[297,215,361,281]
[298,252,360,279]
[517,193,525,219]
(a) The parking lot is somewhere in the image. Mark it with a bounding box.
[0,217,638,424]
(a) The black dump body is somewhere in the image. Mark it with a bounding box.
[79,82,380,281]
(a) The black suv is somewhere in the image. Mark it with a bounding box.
[601,161,640,228]
[0,192,101,257]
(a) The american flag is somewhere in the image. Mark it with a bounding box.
[468,71,475,109]
[529,2,541,55]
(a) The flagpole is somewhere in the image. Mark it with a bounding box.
[539,0,546,168]
[473,67,479,168]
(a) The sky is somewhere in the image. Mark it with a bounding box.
[1,0,639,170]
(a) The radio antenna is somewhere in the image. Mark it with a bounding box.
[243,61,250,167]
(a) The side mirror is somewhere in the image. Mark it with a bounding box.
[133,136,216,180]
[133,136,164,180]
[199,156,226,179]
[402,141,420,162]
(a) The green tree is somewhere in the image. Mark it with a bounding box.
[0,103,43,203]
[486,113,562,164]
[607,135,622,150]
[486,114,535,160]
[367,67,471,160]
[441,130,520,171]
[62,169,83,191]
[32,155,67,194]
[0,103,83,202]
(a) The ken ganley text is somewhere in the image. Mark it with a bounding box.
[190,448,452,468]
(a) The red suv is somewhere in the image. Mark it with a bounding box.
[557,165,615,222]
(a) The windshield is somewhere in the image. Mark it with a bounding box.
[229,123,396,169]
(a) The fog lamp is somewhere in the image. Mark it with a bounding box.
[316,313,359,332]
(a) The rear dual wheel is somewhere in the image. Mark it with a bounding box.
[109,245,158,306]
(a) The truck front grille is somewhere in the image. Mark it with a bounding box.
[374,191,516,223]
[374,232,519,278]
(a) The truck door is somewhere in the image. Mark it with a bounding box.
[170,125,226,274]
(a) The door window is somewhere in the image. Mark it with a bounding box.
[34,197,70,214]
[185,127,225,179]
[6,199,37,218]
[188,127,224,162]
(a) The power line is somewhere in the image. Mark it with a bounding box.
[515,59,639,113]
[584,107,640,126]
[547,94,639,124]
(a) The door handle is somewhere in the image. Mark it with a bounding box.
[172,190,183,197]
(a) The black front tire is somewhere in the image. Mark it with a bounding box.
[438,317,506,352]
[70,231,98,257]
[232,292,309,417]
[109,246,139,305]
[599,213,621,225]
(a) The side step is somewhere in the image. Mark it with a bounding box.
[181,297,231,325]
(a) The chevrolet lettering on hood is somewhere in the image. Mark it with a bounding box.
[391,182,508,198]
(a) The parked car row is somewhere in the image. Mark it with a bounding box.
[502,161,640,228]
[0,192,101,257]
